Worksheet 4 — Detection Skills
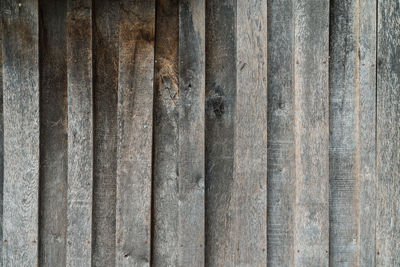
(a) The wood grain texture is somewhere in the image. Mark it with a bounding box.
[176,0,205,265]
[266,0,295,266]
[66,0,93,265]
[0,11,3,266]
[205,0,236,265]
[293,0,329,266]
[377,1,400,266]
[2,0,40,266]
[116,0,154,265]
[152,0,180,265]
[92,0,118,266]
[39,0,68,265]
[329,0,360,265]
[358,0,376,265]
[235,0,268,265]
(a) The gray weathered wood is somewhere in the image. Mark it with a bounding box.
[358,0,376,265]
[92,0,118,266]
[329,1,360,265]
[152,0,180,265]
[39,0,68,265]
[2,0,40,266]
[235,0,268,265]
[377,1,400,266]
[293,0,329,266]
[116,0,154,265]
[205,0,236,265]
[266,0,295,265]
[66,0,93,265]
[0,11,3,266]
[176,0,205,265]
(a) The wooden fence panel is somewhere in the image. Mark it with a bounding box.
[1,1,400,266]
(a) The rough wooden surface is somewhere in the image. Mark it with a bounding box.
[0,11,3,266]
[235,0,268,265]
[92,0,118,266]
[329,0,360,265]
[116,0,154,265]
[293,0,330,266]
[152,0,180,265]
[358,0,376,265]
[205,0,236,265]
[266,0,295,265]
[39,0,68,265]
[2,0,40,266]
[377,1,400,266]
[66,0,93,265]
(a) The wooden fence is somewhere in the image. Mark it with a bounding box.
[0,0,398,266]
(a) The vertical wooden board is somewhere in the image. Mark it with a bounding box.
[39,0,68,266]
[293,0,329,266]
[0,11,3,266]
[266,0,295,266]
[116,0,154,265]
[2,0,40,266]
[66,0,93,266]
[329,0,360,265]
[235,0,268,265]
[205,0,236,266]
[358,0,376,265]
[92,0,118,266]
[377,1,400,266]
[152,0,180,265]
[177,0,205,265]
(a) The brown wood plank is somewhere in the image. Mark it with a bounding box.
[152,0,180,265]
[293,0,330,265]
[376,1,400,266]
[2,0,40,265]
[92,0,119,266]
[266,0,295,265]
[116,0,154,265]
[205,0,236,265]
[39,0,68,265]
[358,0,377,265]
[235,0,268,265]
[66,0,93,265]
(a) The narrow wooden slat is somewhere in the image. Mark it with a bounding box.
[235,0,268,265]
[358,0,376,265]
[152,0,180,265]
[2,0,39,266]
[293,0,329,265]
[266,0,295,265]
[92,0,118,265]
[66,0,93,265]
[377,1,400,266]
[39,0,68,265]
[0,6,4,265]
[205,0,236,265]
[116,0,154,265]
[176,0,205,265]
[329,0,360,265]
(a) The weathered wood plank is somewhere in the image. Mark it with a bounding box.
[205,0,236,265]
[329,0,360,265]
[235,0,268,265]
[293,0,329,266]
[92,0,118,266]
[2,0,40,266]
[358,0,376,265]
[116,0,154,265]
[0,10,3,266]
[377,1,400,266]
[152,0,180,265]
[66,0,93,265]
[266,0,295,265]
[39,0,68,265]
[176,0,205,265]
